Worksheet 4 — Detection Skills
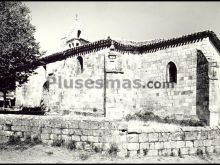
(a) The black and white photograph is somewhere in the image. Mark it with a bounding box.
[0,1,220,163]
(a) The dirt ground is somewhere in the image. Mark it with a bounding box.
[0,143,219,164]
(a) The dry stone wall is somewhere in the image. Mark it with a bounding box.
[0,114,220,157]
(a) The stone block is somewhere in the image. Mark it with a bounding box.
[75,142,84,150]
[71,135,81,142]
[184,131,198,140]
[31,127,41,133]
[140,143,150,150]
[62,129,69,135]
[102,143,111,151]
[127,134,138,143]
[68,121,79,129]
[42,127,52,134]
[4,131,14,137]
[84,143,93,151]
[176,141,185,148]
[171,132,184,141]
[147,149,158,156]
[205,146,214,153]
[128,150,138,157]
[15,131,23,138]
[92,130,105,137]
[127,143,139,151]
[79,122,90,129]
[149,142,155,149]
[80,136,88,142]
[82,129,93,136]
[170,148,179,156]
[185,141,194,147]
[194,140,203,147]
[0,135,9,143]
[180,147,189,155]
[117,143,127,150]
[50,134,58,140]
[158,132,171,142]
[93,142,103,151]
[158,149,171,156]
[148,133,159,142]
[188,147,197,155]
[208,130,216,139]
[61,135,71,142]
[88,136,99,143]
[212,138,220,146]
[139,133,149,142]
[52,128,62,134]
[154,142,164,149]
[41,134,50,140]
[98,136,113,143]
[11,126,21,132]
[203,139,212,146]
[69,129,82,135]
[197,131,208,140]
[118,149,128,157]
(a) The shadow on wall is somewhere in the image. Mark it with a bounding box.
[196,50,210,125]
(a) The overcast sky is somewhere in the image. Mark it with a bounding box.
[24,1,220,55]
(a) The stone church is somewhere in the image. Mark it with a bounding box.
[15,18,220,126]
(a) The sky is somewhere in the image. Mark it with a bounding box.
[24,1,220,55]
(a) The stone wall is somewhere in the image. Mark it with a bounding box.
[0,114,220,157]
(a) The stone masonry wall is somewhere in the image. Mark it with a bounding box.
[139,38,220,124]
[15,37,220,125]
[0,114,220,157]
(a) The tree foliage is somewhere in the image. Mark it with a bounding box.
[0,1,40,98]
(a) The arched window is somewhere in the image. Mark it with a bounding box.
[43,81,49,92]
[77,56,83,72]
[167,62,177,83]
[77,30,81,38]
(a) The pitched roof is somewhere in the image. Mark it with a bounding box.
[39,30,220,65]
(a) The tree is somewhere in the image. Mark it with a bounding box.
[0,1,40,107]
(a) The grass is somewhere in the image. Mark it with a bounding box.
[0,134,42,151]
[125,111,206,127]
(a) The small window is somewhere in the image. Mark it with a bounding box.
[77,56,83,72]
[76,43,79,47]
[77,30,81,38]
[167,62,177,83]
[72,43,74,47]
[69,44,71,48]
[108,55,116,59]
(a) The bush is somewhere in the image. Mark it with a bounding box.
[33,137,42,145]
[51,139,64,147]
[108,143,118,156]
[7,135,21,145]
[66,140,76,150]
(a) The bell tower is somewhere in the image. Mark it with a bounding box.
[61,14,89,50]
